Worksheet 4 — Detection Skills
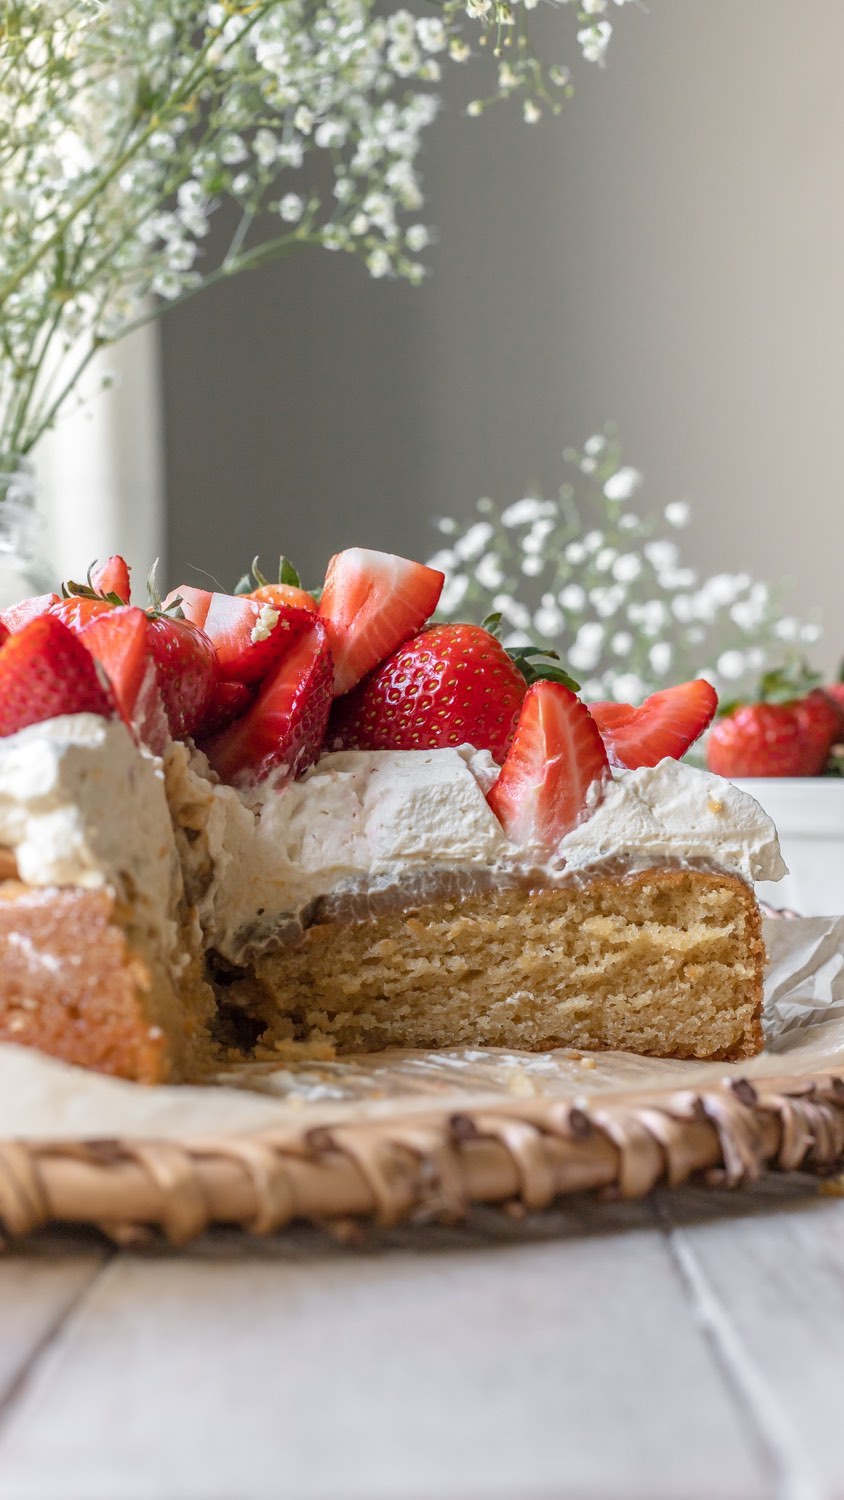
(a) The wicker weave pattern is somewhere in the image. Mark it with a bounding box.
[0,1073,842,1247]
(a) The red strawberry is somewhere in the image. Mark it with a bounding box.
[821,682,844,741]
[318,548,444,695]
[487,682,610,848]
[164,585,213,627]
[80,607,169,755]
[49,595,114,632]
[707,704,814,777]
[589,680,718,769]
[328,623,526,762]
[202,619,332,786]
[195,592,314,686]
[0,621,7,649]
[91,555,131,602]
[145,614,217,741]
[199,678,256,738]
[0,615,115,738]
[0,594,60,633]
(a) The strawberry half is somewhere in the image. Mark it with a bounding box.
[589,680,718,769]
[145,614,218,741]
[328,622,527,763]
[164,585,212,627]
[488,682,610,849]
[0,594,60,633]
[0,615,115,738]
[201,619,333,787]
[199,678,256,738]
[195,592,314,687]
[91,555,131,603]
[80,606,169,754]
[318,548,444,695]
[49,595,114,632]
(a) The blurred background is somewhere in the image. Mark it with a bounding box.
[35,0,844,668]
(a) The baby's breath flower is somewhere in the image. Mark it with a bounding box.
[428,431,816,714]
[0,1,633,458]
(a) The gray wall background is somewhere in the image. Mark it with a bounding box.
[162,0,844,667]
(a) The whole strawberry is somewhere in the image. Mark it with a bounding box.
[0,615,115,738]
[327,623,528,763]
[707,684,840,778]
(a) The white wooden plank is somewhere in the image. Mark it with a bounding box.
[0,1201,765,1500]
[0,1235,107,1409]
[660,1178,844,1500]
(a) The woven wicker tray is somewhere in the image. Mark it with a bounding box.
[1,915,842,1248]
[1,1070,843,1248]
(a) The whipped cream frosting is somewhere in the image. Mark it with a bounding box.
[0,715,786,968]
[0,715,185,967]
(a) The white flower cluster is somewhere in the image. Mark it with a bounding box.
[430,432,821,706]
[0,0,632,461]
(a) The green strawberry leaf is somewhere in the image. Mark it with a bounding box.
[508,645,580,693]
[278,555,301,587]
[481,611,503,640]
[235,555,303,594]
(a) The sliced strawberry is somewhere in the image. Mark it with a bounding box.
[91,555,131,603]
[199,678,256,738]
[589,680,718,769]
[164,585,213,629]
[145,615,218,741]
[0,615,115,738]
[80,606,169,754]
[200,593,314,686]
[49,595,114,633]
[318,548,444,695]
[201,619,333,786]
[328,622,526,763]
[0,594,60,633]
[487,682,610,849]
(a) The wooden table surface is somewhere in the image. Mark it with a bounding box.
[0,1176,841,1500]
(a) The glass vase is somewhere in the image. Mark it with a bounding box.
[0,459,55,610]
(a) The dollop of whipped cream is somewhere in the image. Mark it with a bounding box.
[557,758,787,885]
[0,714,184,964]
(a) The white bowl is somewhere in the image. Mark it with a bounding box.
[732,778,844,916]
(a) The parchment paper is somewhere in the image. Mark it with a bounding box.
[4,917,844,1142]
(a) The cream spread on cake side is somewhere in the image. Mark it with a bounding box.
[0,714,186,969]
[163,739,786,963]
[0,716,787,969]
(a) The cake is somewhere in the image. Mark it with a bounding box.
[0,546,786,1082]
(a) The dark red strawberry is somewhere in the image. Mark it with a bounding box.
[589,680,718,769]
[328,623,527,763]
[194,592,314,686]
[0,615,115,738]
[821,682,844,741]
[80,606,169,754]
[199,678,256,737]
[487,682,610,848]
[0,621,7,649]
[145,614,217,741]
[0,594,59,633]
[318,548,444,695]
[91,555,131,603]
[201,619,333,786]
